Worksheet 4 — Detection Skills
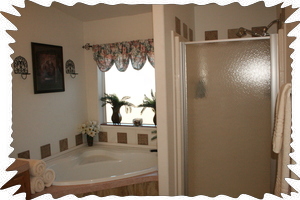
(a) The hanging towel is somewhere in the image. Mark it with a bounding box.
[42,168,56,187]
[30,176,45,194]
[273,83,292,153]
[272,83,293,196]
[17,158,46,177]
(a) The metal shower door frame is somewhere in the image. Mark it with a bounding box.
[180,35,278,195]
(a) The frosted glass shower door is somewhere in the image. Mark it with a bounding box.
[184,38,272,198]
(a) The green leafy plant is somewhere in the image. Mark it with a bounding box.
[151,130,157,140]
[100,93,134,113]
[138,90,156,125]
[138,90,156,114]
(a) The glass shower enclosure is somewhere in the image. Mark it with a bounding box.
[181,36,278,198]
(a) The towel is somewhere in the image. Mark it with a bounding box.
[30,176,45,194]
[42,168,56,187]
[272,83,293,196]
[272,83,292,153]
[17,158,46,177]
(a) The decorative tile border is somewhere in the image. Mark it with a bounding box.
[175,17,181,35]
[205,30,218,40]
[75,133,83,146]
[99,131,108,142]
[100,125,157,147]
[251,26,265,36]
[59,138,68,152]
[138,134,148,145]
[189,28,194,41]
[40,144,51,159]
[117,132,127,144]
[183,23,188,39]
[228,28,239,39]
[18,150,30,159]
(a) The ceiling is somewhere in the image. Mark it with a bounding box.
[51,2,152,22]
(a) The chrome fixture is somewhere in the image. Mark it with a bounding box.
[65,59,78,78]
[236,27,263,37]
[82,43,93,50]
[13,56,31,80]
[237,19,280,38]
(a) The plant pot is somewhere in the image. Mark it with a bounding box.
[87,135,94,146]
[112,107,122,125]
[133,118,143,126]
[153,109,156,125]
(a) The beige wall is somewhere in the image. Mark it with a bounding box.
[194,2,277,41]
[8,1,87,159]
[152,4,195,195]
[8,3,153,159]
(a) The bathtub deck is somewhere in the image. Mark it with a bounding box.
[30,171,158,199]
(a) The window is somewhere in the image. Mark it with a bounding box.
[103,60,155,125]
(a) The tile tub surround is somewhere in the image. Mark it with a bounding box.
[99,124,157,147]
[31,171,158,198]
[16,124,156,160]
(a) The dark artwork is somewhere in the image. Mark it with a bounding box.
[32,42,65,94]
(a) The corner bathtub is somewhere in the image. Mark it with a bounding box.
[44,144,158,186]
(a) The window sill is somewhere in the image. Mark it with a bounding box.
[101,123,156,128]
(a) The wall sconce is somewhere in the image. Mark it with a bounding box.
[13,56,31,80]
[65,59,78,78]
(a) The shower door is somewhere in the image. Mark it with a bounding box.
[183,37,276,198]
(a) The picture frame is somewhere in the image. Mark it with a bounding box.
[31,42,65,94]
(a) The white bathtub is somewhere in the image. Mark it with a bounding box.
[44,144,158,186]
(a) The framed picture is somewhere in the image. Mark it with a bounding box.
[31,42,65,94]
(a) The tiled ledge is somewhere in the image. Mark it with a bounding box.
[99,124,157,147]
[31,171,158,199]
[16,124,157,161]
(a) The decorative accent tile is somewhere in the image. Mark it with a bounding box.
[183,23,188,39]
[98,131,108,142]
[189,28,194,41]
[279,9,285,29]
[18,150,30,159]
[251,26,265,37]
[175,17,181,35]
[75,133,83,146]
[40,144,51,159]
[138,134,148,145]
[205,30,218,40]
[59,138,68,152]
[228,28,239,39]
[117,132,127,144]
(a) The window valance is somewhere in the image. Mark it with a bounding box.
[92,39,154,72]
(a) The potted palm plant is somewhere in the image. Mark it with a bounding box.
[138,90,156,125]
[100,93,134,125]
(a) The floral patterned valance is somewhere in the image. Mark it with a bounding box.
[92,39,154,72]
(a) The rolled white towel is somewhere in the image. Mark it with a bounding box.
[30,176,45,194]
[17,158,46,177]
[43,168,56,187]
